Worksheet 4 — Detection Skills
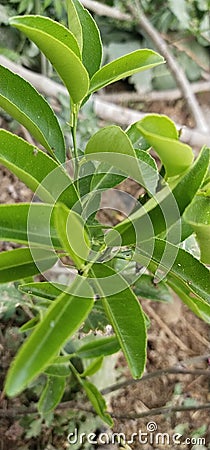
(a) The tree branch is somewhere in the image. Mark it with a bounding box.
[112,402,210,420]
[99,79,210,103]
[127,2,209,133]
[101,366,210,396]
[79,0,209,133]
[80,0,130,20]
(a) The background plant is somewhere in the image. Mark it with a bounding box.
[0,0,209,427]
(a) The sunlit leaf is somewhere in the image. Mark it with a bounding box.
[10,15,89,103]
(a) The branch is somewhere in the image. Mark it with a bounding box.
[112,402,210,420]
[127,2,209,133]
[80,0,130,20]
[101,366,210,396]
[94,98,210,148]
[99,79,210,103]
[0,56,209,148]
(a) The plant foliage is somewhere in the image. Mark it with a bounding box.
[0,0,209,425]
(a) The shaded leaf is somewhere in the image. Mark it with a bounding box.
[5,276,94,396]
[54,204,90,270]
[0,65,65,163]
[76,335,120,359]
[0,203,60,248]
[0,130,78,207]
[82,379,113,426]
[38,376,66,413]
[184,195,210,264]
[0,248,57,284]
[134,274,172,302]
[81,357,103,377]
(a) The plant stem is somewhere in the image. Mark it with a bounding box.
[70,103,80,183]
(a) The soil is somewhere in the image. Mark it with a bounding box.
[0,98,209,450]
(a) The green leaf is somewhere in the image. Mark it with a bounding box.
[134,274,172,302]
[115,146,209,245]
[0,65,65,163]
[10,15,89,104]
[85,125,158,195]
[5,276,94,396]
[0,130,78,207]
[134,239,210,304]
[81,357,103,377]
[72,0,102,78]
[20,317,39,333]
[76,335,120,359]
[54,204,90,270]
[82,379,113,426]
[67,0,83,50]
[89,49,165,93]
[168,279,210,324]
[38,376,66,414]
[135,115,194,177]
[0,203,60,248]
[0,248,57,283]
[44,363,71,377]
[91,264,147,379]
[19,281,65,300]
[184,195,210,264]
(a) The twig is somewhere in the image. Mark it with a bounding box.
[80,0,130,21]
[136,303,194,354]
[99,80,210,103]
[101,367,210,396]
[0,56,209,148]
[112,402,210,420]
[127,2,209,133]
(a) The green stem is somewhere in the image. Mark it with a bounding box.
[70,103,80,183]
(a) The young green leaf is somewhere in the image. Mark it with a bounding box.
[136,115,194,177]
[81,379,113,426]
[54,204,90,270]
[0,203,60,248]
[85,125,158,194]
[0,248,57,283]
[89,49,164,93]
[76,335,120,359]
[9,15,89,104]
[0,65,65,163]
[0,130,78,207]
[38,376,66,414]
[91,264,147,379]
[67,0,83,51]
[5,276,94,396]
[184,195,210,264]
[71,0,102,77]
[81,357,103,377]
